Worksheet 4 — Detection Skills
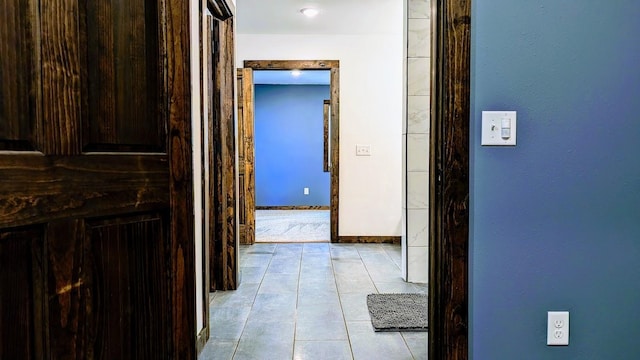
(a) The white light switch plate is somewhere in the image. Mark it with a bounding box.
[481,111,517,146]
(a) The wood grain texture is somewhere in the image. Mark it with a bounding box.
[221,18,238,290]
[1,0,195,357]
[46,220,86,359]
[338,236,401,244]
[244,60,339,70]
[323,100,330,173]
[243,68,255,247]
[0,0,41,151]
[236,71,246,244]
[166,0,197,356]
[0,227,46,359]
[211,17,238,290]
[329,68,340,242]
[83,0,164,152]
[206,14,218,294]
[85,214,171,359]
[41,0,82,155]
[207,0,234,20]
[0,155,169,228]
[429,1,471,359]
[237,68,255,245]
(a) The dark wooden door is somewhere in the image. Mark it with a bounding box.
[0,0,195,358]
[237,68,255,245]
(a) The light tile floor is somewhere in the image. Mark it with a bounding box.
[200,243,427,360]
[255,210,330,243]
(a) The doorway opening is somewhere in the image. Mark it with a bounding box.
[238,60,341,245]
[252,69,331,243]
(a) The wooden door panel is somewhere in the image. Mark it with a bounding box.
[0,0,41,151]
[0,0,197,358]
[83,0,164,152]
[86,213,170,359]
[41,0,83,156]
[0,155,169,228]
[0,227,46,360]
[46,219,87,359]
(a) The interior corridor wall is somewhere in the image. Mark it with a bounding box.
[236,33,403,236]
[471,1,640,358]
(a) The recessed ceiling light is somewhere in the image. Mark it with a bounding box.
[291,70,302,77]
[300,8,319,18]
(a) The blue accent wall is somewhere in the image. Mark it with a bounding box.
[471,1,640,359]
[254,85,330,206]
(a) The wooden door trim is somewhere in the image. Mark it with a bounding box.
[429,0,471,359]
[237,68,256,246]
[323,99,330,172]
[243,60,340,242]
[209,15,238,291]
[207,0,234,20]
[197,1,210,353]
[166,0,197,357]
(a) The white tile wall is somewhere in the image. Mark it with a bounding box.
[408,19,431,58]
[407,134,429,172]
[407,209,429,247]
[404,0,431,284]
[407,172,429,209]
[407,58,431,96]
[408,0,430,19]
[407,246,429,283]
[407,96,430,134]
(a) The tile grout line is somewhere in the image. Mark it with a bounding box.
[357,244,383,295]
[231,244,276,360]
[330,244,357,360]
[291,243,304,360]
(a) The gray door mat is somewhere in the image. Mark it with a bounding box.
[366,293,427,332]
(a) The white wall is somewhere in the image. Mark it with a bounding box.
[236,33,404,236]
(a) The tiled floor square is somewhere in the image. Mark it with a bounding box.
[200,243,427,359]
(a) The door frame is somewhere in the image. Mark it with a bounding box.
[242,60,341,242]
[208,8,238,292]
[429,0,471,359]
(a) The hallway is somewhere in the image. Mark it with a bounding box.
[200,243,427,359]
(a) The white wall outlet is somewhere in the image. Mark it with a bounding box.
[356,144,371,156]
[303,187,309,195]
[481,111,517,146]
[547,311,569,346]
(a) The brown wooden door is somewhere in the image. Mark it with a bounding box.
[0,0,195,359]
[237,68,255,245]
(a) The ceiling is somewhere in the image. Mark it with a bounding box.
[253,70,331,85]
[236,0,402,35]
